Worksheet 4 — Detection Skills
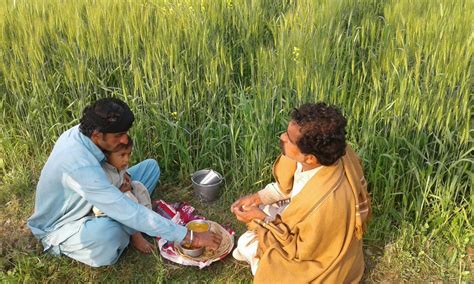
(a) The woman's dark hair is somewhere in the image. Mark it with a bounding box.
[79,98,134,137]
[291,102,347,166]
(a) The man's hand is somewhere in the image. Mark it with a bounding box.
[230,193,262,214]
[233,205,267,224]
[120,174,132,193]
[192,231,222,251]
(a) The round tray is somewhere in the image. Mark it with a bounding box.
[174,220,234,262]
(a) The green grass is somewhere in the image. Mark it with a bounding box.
[1,0,472,282]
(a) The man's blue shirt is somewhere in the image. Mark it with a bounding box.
[27,125,187,250]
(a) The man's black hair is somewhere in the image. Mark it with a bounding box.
[291,102,347,166]
[79,98,134,137]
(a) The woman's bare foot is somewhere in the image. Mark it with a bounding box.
[131,233,154,254]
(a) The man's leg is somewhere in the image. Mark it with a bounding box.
[127,159,160,194]
[58,217,131,267]
[233,230,260,275]
[232,203,288,275]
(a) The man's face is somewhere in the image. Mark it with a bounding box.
[107,146,132,170]
[279,120,306,162]
[93,132,129,152]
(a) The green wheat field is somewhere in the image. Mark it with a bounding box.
[0,0,472,282]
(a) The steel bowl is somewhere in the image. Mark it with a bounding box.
[186,219,210,233]
[176,241,204,257]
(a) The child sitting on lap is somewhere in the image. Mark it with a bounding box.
[92,135,154,253]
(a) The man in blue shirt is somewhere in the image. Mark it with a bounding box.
[28,98,221,267]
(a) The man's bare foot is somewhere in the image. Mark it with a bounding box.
[131,233,154,254]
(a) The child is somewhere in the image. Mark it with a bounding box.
[92,136,154,253]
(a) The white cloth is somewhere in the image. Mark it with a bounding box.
[233,163,322,274]
[289,162,322,199]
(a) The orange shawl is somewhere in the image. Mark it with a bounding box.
[249,145,371,283]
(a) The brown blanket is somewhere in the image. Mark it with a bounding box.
[249,146,371,283]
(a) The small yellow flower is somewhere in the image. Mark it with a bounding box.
[292,46,301,62]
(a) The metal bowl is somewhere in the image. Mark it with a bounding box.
[175,220,210,257]
[176,241,204,257]
[186,219,210,232]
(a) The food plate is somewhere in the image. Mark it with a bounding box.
[174,220,234,262]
